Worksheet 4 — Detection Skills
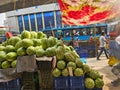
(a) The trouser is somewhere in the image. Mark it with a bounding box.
[112,63,120,78]
[97,47,109,59]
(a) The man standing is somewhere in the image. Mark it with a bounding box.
[97,32,109,60]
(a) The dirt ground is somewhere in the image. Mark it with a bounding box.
[86,55,120,90]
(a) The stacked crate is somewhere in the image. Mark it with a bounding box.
[0,78,21,90]
[36,58,54,90]
[21,72,36,90]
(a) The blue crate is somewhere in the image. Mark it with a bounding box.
[6,78,21,88]
[0,82,6,88]
[7,87,21,90]
[0,88,6,90]
[80,53,88,58]
[69,76,85,90]
[54,77,69,90]
[85,88,102,90]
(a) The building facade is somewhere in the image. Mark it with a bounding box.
[5,3,65,33]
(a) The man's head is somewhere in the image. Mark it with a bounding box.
[101,32,105,36]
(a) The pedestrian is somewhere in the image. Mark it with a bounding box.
[68,38,74,46]
[89,34,93,42]
[111,62,120,86]
[74,37,79,47]
[97,32,109,60]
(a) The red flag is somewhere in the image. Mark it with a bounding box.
[58,0,120,25]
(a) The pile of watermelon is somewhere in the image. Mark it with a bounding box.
[0,30,104,89]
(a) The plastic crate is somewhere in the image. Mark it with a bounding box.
[80,53,88,58]
[21,72,35,90]
[0,78,21,90]
[38,70,53,89]
[54,77,69,90]
[6,78,21,88]
[69,76,84,90]
[85,88,102,90]
[36,61,52,71]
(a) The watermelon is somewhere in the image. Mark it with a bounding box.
[57,60,66,70]
[17,47,26,56]
[21,39,34,48]
[11,60,17,68]
[32,39,41,46]
[15,41,22,50]
[85,78,95,89]
[83,64,91,73]
[41,38,48,50]
[26,46,35,55]
[0,51,6,62]
[74,68,84,76]
[62,68,69,76]
[36,48,45,57]
[45,47,56,57]
[89,70,101,80]
[30,31,37,39]
[6,52,17,62]
[0,46,5,51]
[1,61,10,69]
[21,30,31,39]
[67,62,76,70]
[65,51,76,62]
[95,78,104,88]
[75,58,83,68]
[7,36,21,46]
[5,45,15,53]
[56,46,65,60]
[37,31,44,39]
[52,68,61,77]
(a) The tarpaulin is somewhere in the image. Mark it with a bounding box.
[0,68,19,82]
[58,0,120,25]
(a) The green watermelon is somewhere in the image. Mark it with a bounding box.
[0,51,6,62]
[0,46,6,51]
[52,68,61,77]
[6,52,17,62]
[11,60,17,68]
[21,39,34,48]
[67,62,76,70]
[32,39,41,46]
[15,40,23,50]
[36,48,45,57]
[45,47,56,57]
[5,45,15,53]
[62,68,69,76]
[17,47,26,56]
[7,36,21,46]
[21,30,31,39]
[95,78,104,88]
[89,70,101,80]
[74,68,84,76]
[85,78,95,89]
[1,61,10,69]
[26,46,35,55]
[57,60,66,70]
[75,58,83,68]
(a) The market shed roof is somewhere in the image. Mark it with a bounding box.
[0,0,55,13]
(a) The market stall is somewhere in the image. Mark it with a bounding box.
[0,31,104,90]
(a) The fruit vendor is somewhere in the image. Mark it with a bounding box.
[111,62,120,86]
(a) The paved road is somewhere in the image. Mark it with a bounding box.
[86,55,120,90]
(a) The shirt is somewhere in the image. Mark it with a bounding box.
[99,35,106,47]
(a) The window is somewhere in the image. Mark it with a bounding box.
[36,13,43,31]
[30,14,36,31]
[23,15,30,31]
[18,16,23,33]
[44,11,55,29]
[56,11,62,28]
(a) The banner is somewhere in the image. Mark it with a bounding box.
[58,0,120,25]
